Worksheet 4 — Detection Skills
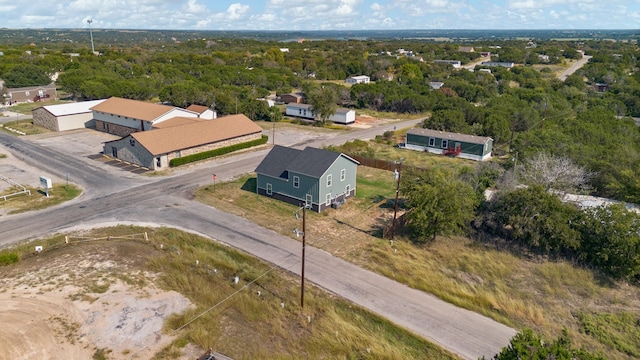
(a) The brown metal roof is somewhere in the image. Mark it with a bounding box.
[152,116,203,129]
[130,114,263,155]
[186,104,209,114]
[407,128,492,145]
[90,97,178,122]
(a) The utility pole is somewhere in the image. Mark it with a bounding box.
[301,204,306,308]
[295,203,311,308]
[390,159,403,240]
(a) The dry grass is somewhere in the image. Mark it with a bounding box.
[0,184,81,214]
[0,119,51,135]
[195,166,640,359]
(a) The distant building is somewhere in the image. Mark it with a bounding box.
[345,75,370,85]
[285,103,355,125]
[3,84,57,105]
[280,93,303,104]
[434,60,461,68]
[429,82,445,90]
[481,61,515,68]
[458,46,475,53]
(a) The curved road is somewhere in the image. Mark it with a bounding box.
[0,118,516,359]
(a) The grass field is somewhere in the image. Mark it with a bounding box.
[0,183,81,214]
[0,226,458,359]
[195,165,640,360]
[0,119,51,135]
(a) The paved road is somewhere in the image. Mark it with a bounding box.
[0,118,516,359]
[558,54,592,81]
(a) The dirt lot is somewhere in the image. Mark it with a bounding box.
[0,237,194,360]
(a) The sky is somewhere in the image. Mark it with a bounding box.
[1,0,639,31]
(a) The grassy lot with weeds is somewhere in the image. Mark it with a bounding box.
[0,226,457,359]
[195,166,640,360]
[1,119,51,135]
[0,184,81,214]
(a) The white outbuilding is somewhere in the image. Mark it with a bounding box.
[32,99,106,131]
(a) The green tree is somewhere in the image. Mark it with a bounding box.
[402,168,478,242]
[3,64,51,87]
[486,329,605,360]
[268,106,283,122]
[487,186,581,255]
[304,83,338,124]
[576,204,640,280]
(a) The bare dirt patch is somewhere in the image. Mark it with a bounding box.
[0,240,193,360]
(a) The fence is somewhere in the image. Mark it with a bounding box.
[346,154,425,173]
[0,174,31,201]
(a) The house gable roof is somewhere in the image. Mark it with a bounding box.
[120,114,262,156]
[407,128,492,145]
[186,104,209,114]
[152,116,203,129]
[255,145,303,179]
[90,97,178,122]
[256,145,359,180]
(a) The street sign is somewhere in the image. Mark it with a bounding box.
[39,176,52,197]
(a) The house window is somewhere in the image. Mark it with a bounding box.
[266,183,272,195]
[306,194,312,206]
[340,169,346,181]
[104,123,109,132]
[25,91,30,96]
[327,174,332,187]
[345,184,351,196]
[326,193,331,206]
[299,109,302,115]
[129,139,135,146]
[442,139,448,148]
[429,137,435,147]
[293,176,300,188]
[156,157,161,168]
[111,146,118,158]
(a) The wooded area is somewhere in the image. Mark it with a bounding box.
[2,30,640,359]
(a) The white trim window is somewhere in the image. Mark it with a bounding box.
[429,137,435,147]
[326,193,331,206]
[345,184,350,196]
[293,176,300,188]
[306,194,313,206]
[442,139,448,148]
[327,174,332,187]
[266,183,272,195]
[340,169,346,181]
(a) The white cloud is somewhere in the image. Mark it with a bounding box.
[226,3,249,20]
[184,0,207,14]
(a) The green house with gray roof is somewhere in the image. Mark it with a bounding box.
[405,128,493,161]
[255,145,359,212]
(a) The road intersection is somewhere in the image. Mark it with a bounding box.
[0,118,516,359]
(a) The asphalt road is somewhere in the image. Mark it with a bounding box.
[0,118,517,359]
[558,55,593,81]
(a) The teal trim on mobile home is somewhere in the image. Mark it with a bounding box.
[405,128,493,161]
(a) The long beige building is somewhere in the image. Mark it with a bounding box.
[103,114,263,170]
[91,97,199,137]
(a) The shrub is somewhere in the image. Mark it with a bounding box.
[0,252,19,266]
[170,135,268,167]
